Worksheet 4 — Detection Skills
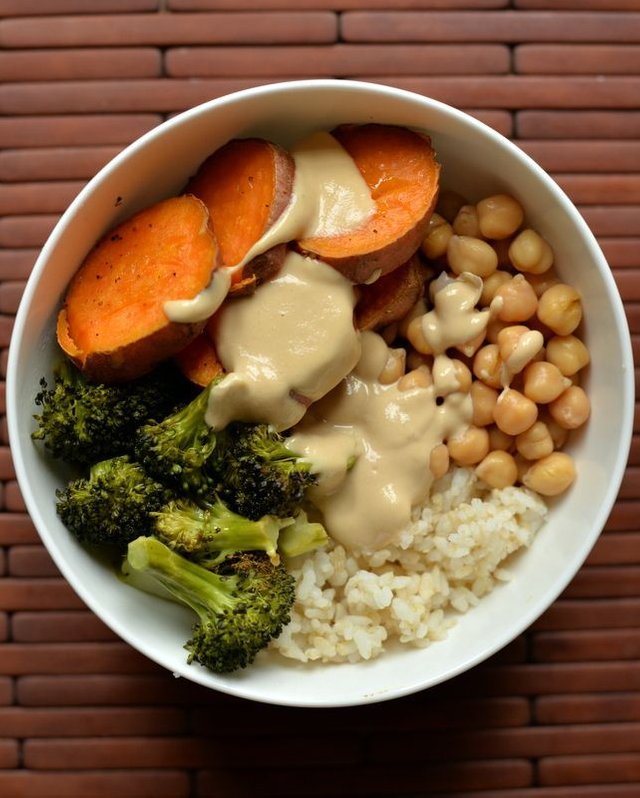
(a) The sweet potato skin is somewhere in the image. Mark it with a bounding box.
[355,254,427,331]
[57,195,219,383]
[186,138,294,292]
[298,124,440,284]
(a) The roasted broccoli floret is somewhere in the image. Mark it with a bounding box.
[135,377,226,495]
[153,496,289,564]
[32,359,192,466]
[218,423,316,520]
[56,456,174,548]
[125,536,295,673]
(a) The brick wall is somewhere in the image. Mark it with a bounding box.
[0,1,639,796]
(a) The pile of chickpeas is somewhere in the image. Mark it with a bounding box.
[391,191,590,498]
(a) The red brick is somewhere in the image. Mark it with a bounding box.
[564,566,640,598]
[0,741,18,769]
[516,0,640,8]
[584,209,640,238]
[0,251,37,281]
[0,513,38,545]
[520,141,640,173]
[8,546,59,578]
[197,760,533,796]
[0,706,186,737]
[25,732,362,769]
[16,674,188,706]
[0,770,188,798]
[517,111,640,139]
[515,45,640,74]
[598,239,640,269]
[0,216,58,248]
[0,115,161,148]
[341,11,640,43]
[534,598,640,631]
[0,679,12,706]
[627,304,640,333]
[0,0,159,13]
[0,611,6,640]
[435,787,640,798]
[0,579,83,611]
[359,75,640,110]
[170,0,510,8]
[3,481,25,512]
[629,434,640,465]
[0,446,14,479]
[619,466,640,498]
[587,534,640,566]
[0,13,338,47]
[0,183,83,216]
[166,42,510,77]
[464,109,513,137]
[372,723,640,763]
[0,48,161,82]
[539,753,640,786]
[537,694,640,725]
[0,282,25,314]
[0,643,161,675]
[533,629,640,662]
[554,175,640,206]
[12,611,117,643]
[0,147,120,182]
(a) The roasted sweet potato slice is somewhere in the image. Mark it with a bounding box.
[174,332,223,387]
[57,195,219,383]
[355,254,427,331]
[298,124,440,284]
[185,138,295,293]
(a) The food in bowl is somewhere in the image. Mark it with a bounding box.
[31,122,591,673]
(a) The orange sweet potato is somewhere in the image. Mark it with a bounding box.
[355,253,427,331]
[298,124,440,284]
[185,137,295,294]
[57,195,219,383]
[174,332,223,387]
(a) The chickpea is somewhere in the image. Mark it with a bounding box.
[497,325,544,375]
[447,425,490,466]
[379,348,406,384]
[548,385,590,430]
[437,189,467,223]
[495,273,538,322]
[486,317,511,345]
[473,344,503,389]
[477,194,524,240]
[429,443,450,480]
[515,420,554,460]
[537,283,583,336]
[493,387,538,436]
[522,360,571,404]
[526,269,559,298]
[488,425,514,452]
[508,228,554,275]
[406,315,433,355]
[471,380,499,427]
[452,358,473,393]
[544,414,569,449]
[453,204,481,237]
[398,365,433,391]
[545,335,590,376]
[522,451,576,496]
[398,298,426,339]
[492,236,513,268]
[447,235,498,278]
[406,349,431,371]
[475,450,518,489]
[421,213,453,260]
[514,453,532,484]
[480,270,512,306]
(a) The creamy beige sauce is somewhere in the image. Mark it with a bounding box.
[287,332,472,551]
[500,330,544,386]
[422,272,500,353]
[205,251,361,432]
[163,269,231,324]
[163,131,375,323]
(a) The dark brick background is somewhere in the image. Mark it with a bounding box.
[1,1,639,796]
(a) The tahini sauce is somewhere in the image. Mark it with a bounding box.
[163,131,375,323]
[205,251,361,432]
[287,332,471,551]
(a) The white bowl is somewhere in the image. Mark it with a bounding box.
[7,79,634,707]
